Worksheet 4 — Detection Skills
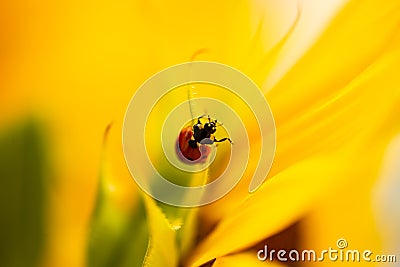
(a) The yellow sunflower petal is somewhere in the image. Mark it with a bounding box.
[373,134,400,260]
[199,0,400,228]
[268,0,400,116]
[297,137,400,266]
[190,3,400,265]
[189,156,345,266]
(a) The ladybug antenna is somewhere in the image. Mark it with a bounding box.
[215,120,224,127]
[187,49,209,125]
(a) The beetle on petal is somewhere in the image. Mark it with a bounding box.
[177,116,232,162]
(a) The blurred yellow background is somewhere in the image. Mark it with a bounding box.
[1,0,400,267]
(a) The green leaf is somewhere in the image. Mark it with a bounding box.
[0,120,47,267]
[144,164,211,266]
[142,195,179,267]
[87,123,149,267]
[176,206,199,260]
[87,172,149,267]
[144,183,204,266]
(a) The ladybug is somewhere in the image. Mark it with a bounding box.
[177,115,232,161]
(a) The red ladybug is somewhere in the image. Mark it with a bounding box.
[177,116,232,162]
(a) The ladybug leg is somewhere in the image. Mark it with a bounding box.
[214,137,233,144]
[197,115,207,124]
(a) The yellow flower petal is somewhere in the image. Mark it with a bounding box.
[189,156,345,266]
[297,138,400,267]
[191,1,400,265]
[268,0,400,109]
[199,0,400,228]
[191,46,400,267]
[373,134,400,260]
